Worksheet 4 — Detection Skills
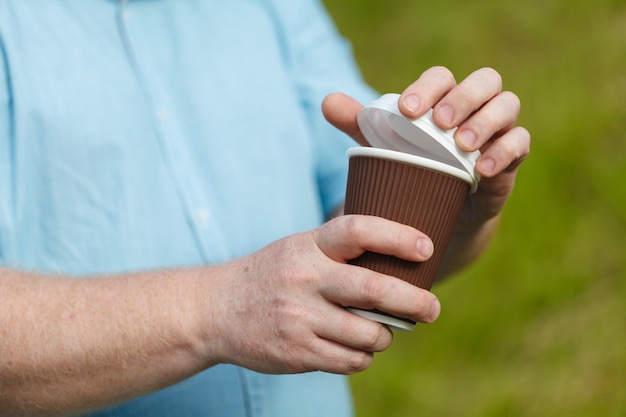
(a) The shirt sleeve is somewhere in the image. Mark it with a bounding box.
[261,0,378,217]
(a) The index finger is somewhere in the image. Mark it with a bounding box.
[398,66,457,117]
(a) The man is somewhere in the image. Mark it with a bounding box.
[0,0,529,416]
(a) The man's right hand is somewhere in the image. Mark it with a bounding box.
[0,215,440,415]
[203,214,441,375]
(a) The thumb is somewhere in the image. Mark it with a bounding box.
[321,93,370,146]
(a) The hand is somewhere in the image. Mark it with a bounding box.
[398,66,530,227]
[322,66,530,267]
[203,215,441,375]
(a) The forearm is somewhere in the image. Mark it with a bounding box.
[0,267,213,416]
[436,214,500,281]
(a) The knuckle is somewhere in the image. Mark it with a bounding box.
[502,138,519,159]
[469,112,495,137]
[455,82,479,107]
[508,130,531,170]
[394,226,414,247]
[359,274,385,304]
[280,302,306,325]
[412,290,435,319]
[516,126,531,150]
[501,90,521,109]
[421,66,456,90]
[496,91,521,119]
[360,326,387,352]
[341,215,366,242]
[433,65,455,82]
[345,351,373,374]
[502,127,531,163]
[479,67,503,88]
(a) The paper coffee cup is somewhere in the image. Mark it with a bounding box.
[344,94,480,331]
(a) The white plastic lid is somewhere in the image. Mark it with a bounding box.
[357,93,481,192]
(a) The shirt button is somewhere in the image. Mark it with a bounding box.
[156,108,170,123]
[195,208,211,229]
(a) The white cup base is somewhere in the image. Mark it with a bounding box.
[346,307,415,332]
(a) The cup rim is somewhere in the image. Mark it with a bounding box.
[347,146,477,193]
[357,93,481,185]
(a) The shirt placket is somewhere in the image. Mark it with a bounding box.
[114,0,230,265]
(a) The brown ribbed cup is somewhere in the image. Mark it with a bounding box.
[344,152,470,326]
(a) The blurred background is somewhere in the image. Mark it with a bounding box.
[323,0,626,416]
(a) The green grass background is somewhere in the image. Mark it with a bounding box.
[323,0,626,416]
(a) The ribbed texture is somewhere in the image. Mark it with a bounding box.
[345,155,469,290]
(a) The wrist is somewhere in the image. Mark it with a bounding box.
[437,215,501,280]
[187,264,232,369]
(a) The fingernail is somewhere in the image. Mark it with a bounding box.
[437,104,454,125]
[402,94,421,113]
[429,299,441,322]
[416,238,434,258]
[458,129,477,149]
[478,157,496,175]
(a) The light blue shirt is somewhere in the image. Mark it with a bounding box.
[0,0,378,416]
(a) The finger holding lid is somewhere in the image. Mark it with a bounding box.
[454,90,521,153]
[432,67,503,131]
[398,66,457,117]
